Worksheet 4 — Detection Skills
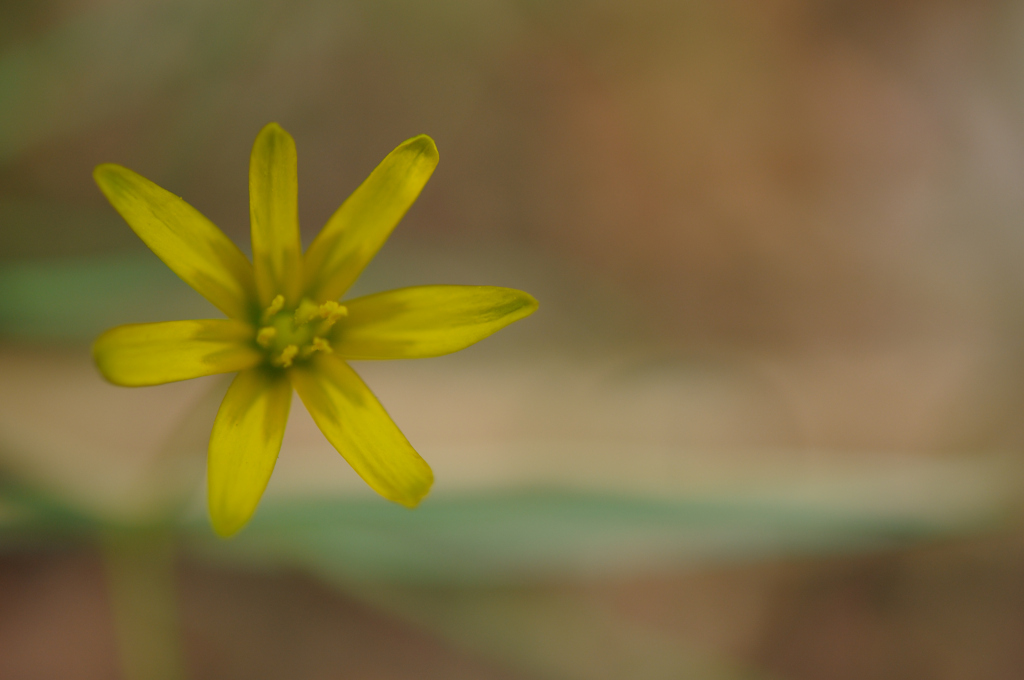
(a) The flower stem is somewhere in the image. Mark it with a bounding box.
[102,529,187,680]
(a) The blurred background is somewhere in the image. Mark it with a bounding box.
[3,0,1024,678]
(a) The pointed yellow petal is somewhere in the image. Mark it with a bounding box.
[93,164,257,320]
[93,320,262,387]
[290,355,433,507]
[302,135,438,302]
[333,285,538,359]
[208,367,292,537]
[250,122,302,308]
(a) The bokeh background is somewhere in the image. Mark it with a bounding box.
[4,1,1024,678]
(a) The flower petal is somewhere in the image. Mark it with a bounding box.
[250,122,303,307]
[302,135,438,302]
[93,319,262,387]
[94,164,257,320]
[290,355,433,507]
[208,367,292,537]
[333,285,538,359]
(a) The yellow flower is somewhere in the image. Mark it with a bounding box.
[91,123,537,537]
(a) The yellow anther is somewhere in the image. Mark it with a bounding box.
[318,301,348,328]
[272,344,299,368]
[256,327,277,348]
[261,294,285,323]
[298,337,333,359]
[293,299,321,326]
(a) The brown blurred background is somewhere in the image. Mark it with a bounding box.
[4,0,1024,678]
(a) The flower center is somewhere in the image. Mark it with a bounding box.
[255,294,347,368]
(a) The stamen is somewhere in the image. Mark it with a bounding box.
[318,301,348,329]
[261,294,285,323]
[256,327,277,348]
[272,344,299,368]
[293,299,321,326]
[298,337,333,359]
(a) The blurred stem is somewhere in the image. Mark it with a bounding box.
[102,529,187,680]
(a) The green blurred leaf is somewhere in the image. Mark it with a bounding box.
[186,488,1008,585]
[0,253,219,341]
